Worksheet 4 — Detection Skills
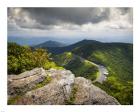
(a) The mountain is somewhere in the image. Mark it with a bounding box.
[34,40,66,48]
[8,39,133,105]
[8,36,70,46]
[71,42,133,105]
[49,39,133,105]
[39,39,102,54]
[8,68,120,105]
[68,39,101,47]
[72,42,133,80]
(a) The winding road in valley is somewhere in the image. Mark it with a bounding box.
[95,65,108,84]
[74,54,109,84]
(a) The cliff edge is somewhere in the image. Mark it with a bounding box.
[8,68,120,105]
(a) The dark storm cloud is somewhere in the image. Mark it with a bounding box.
[10,8,133,32]
[8,8,133,44]
[23,8,111,25]
[8,8,133,30]
[8,8,113,29]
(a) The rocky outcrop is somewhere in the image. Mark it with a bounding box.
[8,68,120,105]
[8,68,47,97]
[73,77,119,105]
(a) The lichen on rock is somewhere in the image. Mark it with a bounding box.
[8,68,120,105]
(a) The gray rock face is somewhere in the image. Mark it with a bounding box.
[8,68,120,105]
[74,77,120,105]
[8,68,47,97]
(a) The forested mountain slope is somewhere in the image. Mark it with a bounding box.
[53,52,99,81]
[48,40,133,105]
[71,42,133,105]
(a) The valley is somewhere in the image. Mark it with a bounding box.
[8,39,133,105]
[71,54,109,84]
[35,39,133,105]
[7,7,133,105]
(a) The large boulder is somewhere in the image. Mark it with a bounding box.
[16,69,75,105]
[73,77,120,105]
[8,68,120,105]
[8,68,47,96]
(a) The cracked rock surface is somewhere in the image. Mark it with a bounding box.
[8,68,120,105]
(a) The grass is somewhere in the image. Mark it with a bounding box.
[8,95,22,105]
[54,52,99,81]
[91,50,133,104]
[66,85,78,105]
[33,75,52,90]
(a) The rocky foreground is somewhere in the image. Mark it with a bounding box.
[8,68,120,105]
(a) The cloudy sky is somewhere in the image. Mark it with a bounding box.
[8,8,133,45]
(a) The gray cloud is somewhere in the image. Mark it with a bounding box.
[8,8,133,44]
[22,8,110,25]
[9,8,133,32]
[8,8,132,30]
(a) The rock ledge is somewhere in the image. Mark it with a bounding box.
[8,68,120,105]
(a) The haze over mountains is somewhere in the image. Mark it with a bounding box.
[33,39,133,54]
[34,40,66,48]
[8,36,133,46]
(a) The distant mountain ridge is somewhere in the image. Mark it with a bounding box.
[34,40,66,48]
[34,39,132,54]
[35,39,101,54]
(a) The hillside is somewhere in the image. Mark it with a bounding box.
[71,42,133,105]
[8,42,63,74]
[53,52,99,81]
[48,40,133,105]
[72,42,133,80]
[8,40,133,105]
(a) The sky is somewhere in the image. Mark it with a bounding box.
[8,8,133,45]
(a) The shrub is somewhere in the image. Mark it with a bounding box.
[8,42,62,74]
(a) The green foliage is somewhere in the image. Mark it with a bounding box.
[66,85,78,105]
[72,43,133,104]
[44,61,64,70]
[33,75,52,89]
[8,95,22,105]
[8,42,62,74]
[54,52,98,81]
[90,48,133,80]
[53,52,73,66]
[90,49,133,104]
[8,75,52,105]
[94,77,133,105]
[8,56,19,72]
